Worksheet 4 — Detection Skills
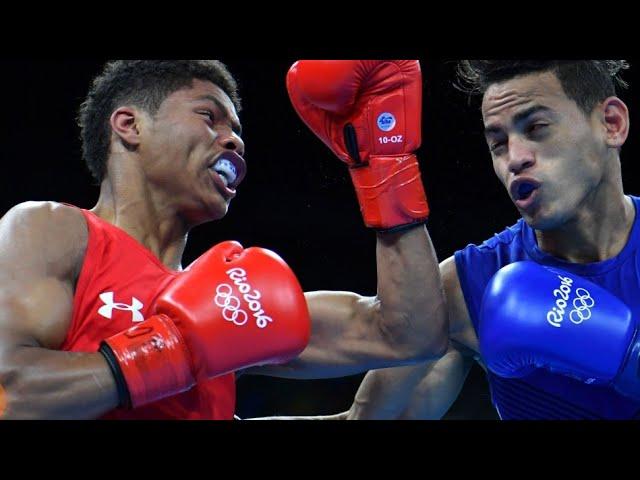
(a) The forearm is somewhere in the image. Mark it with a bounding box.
[376,225,448,359]
[252,366,435,420]
[247,412,349,420]
[347,364,434,419]
[0,341,119,419]
[348,347,473,420]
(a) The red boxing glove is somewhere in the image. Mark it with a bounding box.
[287,60,429,231]
[100,241,311,408]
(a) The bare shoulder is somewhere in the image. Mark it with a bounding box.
[0,202,88,348]
[0,200,87,236]
[0,201,88,280]
[439,256,479,355]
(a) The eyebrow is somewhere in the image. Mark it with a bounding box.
[484,105,554,137]
[195,94,242,136]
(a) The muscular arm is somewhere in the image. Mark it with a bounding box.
[347,344,474,419]
[0,202,119,419]
[343,256,479,419]
[248,225,448,379]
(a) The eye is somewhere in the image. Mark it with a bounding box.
[527,123,548,134]
[199,110,215,122]
[489,140,506,154]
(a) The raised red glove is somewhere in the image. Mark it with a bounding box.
[287,60,429,231]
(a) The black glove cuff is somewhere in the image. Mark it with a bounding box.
[375,219,428,235]
[99,342,132,409]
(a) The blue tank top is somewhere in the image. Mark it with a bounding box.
[455,195,640,419]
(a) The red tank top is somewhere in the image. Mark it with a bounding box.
[61,208,236,420]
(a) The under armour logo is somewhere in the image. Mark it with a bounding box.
[98,291,144,323]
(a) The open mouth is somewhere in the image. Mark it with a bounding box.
[510,178,541,210]
[510,178,540,200]
[212,158,237,188]
[517,182,537,201]
[209,151,247,191]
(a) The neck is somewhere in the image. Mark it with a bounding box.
[91,153,189,271]
[535,165,634,264]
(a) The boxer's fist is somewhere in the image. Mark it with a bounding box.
[101,241,311,408]
[479,261,640,400]
[287,60,429,231]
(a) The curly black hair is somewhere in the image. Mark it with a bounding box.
[77,60,241,183]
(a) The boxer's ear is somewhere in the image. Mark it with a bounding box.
[110,106,144,149]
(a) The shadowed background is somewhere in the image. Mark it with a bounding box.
[2,58,637,419]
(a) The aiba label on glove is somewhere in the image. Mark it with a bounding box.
[377,112,396,132]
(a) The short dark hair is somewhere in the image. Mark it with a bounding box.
[455,60,629,114]
[77,60,241,183]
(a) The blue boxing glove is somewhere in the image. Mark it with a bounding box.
[479,261,640,401]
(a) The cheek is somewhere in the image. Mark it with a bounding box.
[170,123,197,150]
[571,132,604,178]
[166,126,206,167]
[562,119,600,157]
[148,123,184,156]
[492,158,508,185]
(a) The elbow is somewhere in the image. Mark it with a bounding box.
[382,304,449,363]
[0,383,6,419]
[0,365,46,420]
[402,327,448,363]
[0,373,57,420]
[419,332,449,361]
[0,369,21,420]
[417,298,450,360]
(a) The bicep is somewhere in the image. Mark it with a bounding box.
[294,290,404,377]
[0,276,74,349]
[304,290,387,362]
[248,290,401,378]
[0,202,85,349]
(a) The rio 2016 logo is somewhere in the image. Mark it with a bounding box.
[214,268,273,329]
[214,284,248,326]
[546,275,595,328]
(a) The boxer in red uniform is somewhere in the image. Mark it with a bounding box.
[0,60,447,419]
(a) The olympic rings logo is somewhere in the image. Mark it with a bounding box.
[214,284,249,326]
[547,275,596,328]
[569,288,595,324]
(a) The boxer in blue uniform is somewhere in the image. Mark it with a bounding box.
[333,60,640,420]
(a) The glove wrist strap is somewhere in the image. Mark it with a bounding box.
[100,314,195,408]
[349,154,430,230]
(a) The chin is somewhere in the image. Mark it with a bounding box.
[187,201,229,227]
[522,207,567,232]
[204,189,231,216]
[524,216,551,231]
[206,203,229,222]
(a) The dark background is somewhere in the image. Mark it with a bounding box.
[1,58,638,420]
